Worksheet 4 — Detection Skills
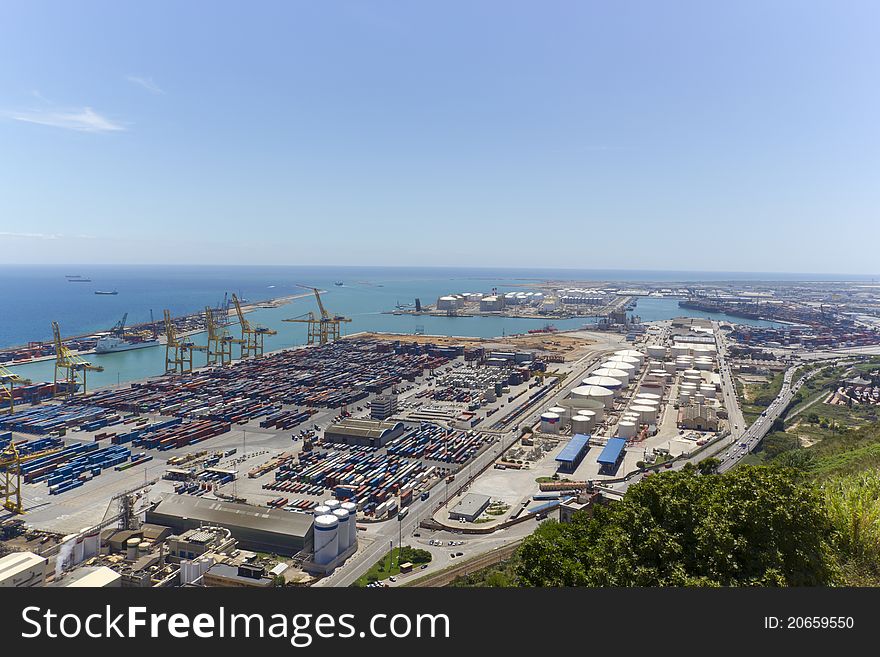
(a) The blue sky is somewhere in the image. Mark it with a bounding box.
[1,1,878,273]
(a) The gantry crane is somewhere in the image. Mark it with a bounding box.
[284,285,351,345]
[163,310,206,374]
[110,312,128,337]
[1,442,65,514]
[52,321,103,397]
[231,293,276,358]
[205,306,235,366]
[1,365,30,415]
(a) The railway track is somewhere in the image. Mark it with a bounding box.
[404,540,522,587]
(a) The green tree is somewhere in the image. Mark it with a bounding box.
[515,467,837,587]
[698,457,720,475]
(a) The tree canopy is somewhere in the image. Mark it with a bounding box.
[516,466,837,587]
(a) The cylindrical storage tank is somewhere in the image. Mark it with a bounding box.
[683,368,702,378]
[615,349,646,366]
[618,421,637,439]
[622,412,641,425]
[540,412,560,434]
[699,385,717,399]
[570,385,615,409]
[126,538,141,561]
[601,361,636,378]
[582,375,623,392]
[693,394,706,405]
[680,390,691,403]
[333,508,351,554]
[635,392,662,403]
[548,406,568,421]
[647,345,667,359]
[631,404,657,424]
[694,358,713,371]
[592,367,630,384]
[672,345,690,357]
[313,505,331,517]
[605,355,640,369]
[341,501,358,547]
[648,360,664,370]
[571,415,592,435]
[324,499,341,512]
[576,409,598,429]
[663,361,676,374]
[314,515,339,566]
[485,389,496,402]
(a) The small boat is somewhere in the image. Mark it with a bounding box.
[334,281,344,286]
[95,290,118,295]
[68,278,92,282]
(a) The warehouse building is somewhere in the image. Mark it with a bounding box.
[678,403,719,431]
[323,418,406,447]
[146,495,313,556]
[0,551,46,588]
[555,434,590,473]
[449,493,491,522]
[597,438,627,475]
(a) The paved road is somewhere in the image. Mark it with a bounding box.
[319,344,620,587]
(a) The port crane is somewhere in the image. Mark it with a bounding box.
[163,309,206,374]
[0,365,30,415]
[231,293,276,359]
[110,312,128,337]
[205,306,235,366]
[284,285,351,346]
[52,321,103,397]
[1,442,65,514]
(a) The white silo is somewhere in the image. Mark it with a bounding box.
[540,412,561,434]
[314,515,339,566]
[601,361,637,378]
[618,421,637,439]
[615,349,646,366]
[571,385,615,409]
[341,501,358,547]
[592,367,631,384]
[605,355,640,369]
[324,499,341,512]
[622,412,641,426]
[631,404,657,424]
[647,345,667,359]
[333,508,352,554]
[126,538,141,561]
[314,504,331,517]
[576,409,598,429]
[571,415,592,435]
[582,375,623,392]
[548,406,568,421]
[635,392,661,403]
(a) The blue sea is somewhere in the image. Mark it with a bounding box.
[0,264,821,389]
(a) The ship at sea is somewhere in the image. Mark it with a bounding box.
[94,312,160,354]
[334,281,344,286]
[68,278,92,282]
[95,290,118,295]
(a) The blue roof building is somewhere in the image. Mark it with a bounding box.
[597,437,627,474]
[555,433,590,473]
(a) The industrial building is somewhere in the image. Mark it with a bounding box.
[55,566,122,588]
[370,393,398,420]
[146,495,313,556]
[678,404,719,431]
[449,493,491,522]
[555,433,590,473]
[323,418,406,447]
[597,438,627,474]
[0,551,46,587]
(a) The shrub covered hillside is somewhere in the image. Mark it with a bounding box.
[515,466,840,587]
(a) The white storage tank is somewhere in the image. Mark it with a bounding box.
[618,421,637,439]
[540,412,561,434]
[313,505,331,517]
[615,349,646,366]
[592,367,631,384]
[631,404,657,423]
[635,392,662,403]
[548,406,568,421]
[622,412,641,425]
[605,355,640,369]
[582,375,623,392]
[647,345,667,359]
[663,361,676,374]
[570,385,615,409]
[341,501,358,548]
[324,499,341,512]
[693,394,706,405]
[680,390,691,403]
[571,415,592,435]
[333,508,352,554]
[126,538,141,561]
[576,409,598,429]
[314,515,339,566]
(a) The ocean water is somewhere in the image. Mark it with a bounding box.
[1,264,791,388]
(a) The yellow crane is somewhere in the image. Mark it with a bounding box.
[52,321,103,397]
[163,309,206,374]
[1,365,30,414]
[1,442,65,514]
[284,285,352,345]
[205,306,235,366]
[231,293,276,358]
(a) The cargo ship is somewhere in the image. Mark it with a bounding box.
[95,290,118,295]
[95,335,159,354]
[334,281,344,286]
[68,278,92,283]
